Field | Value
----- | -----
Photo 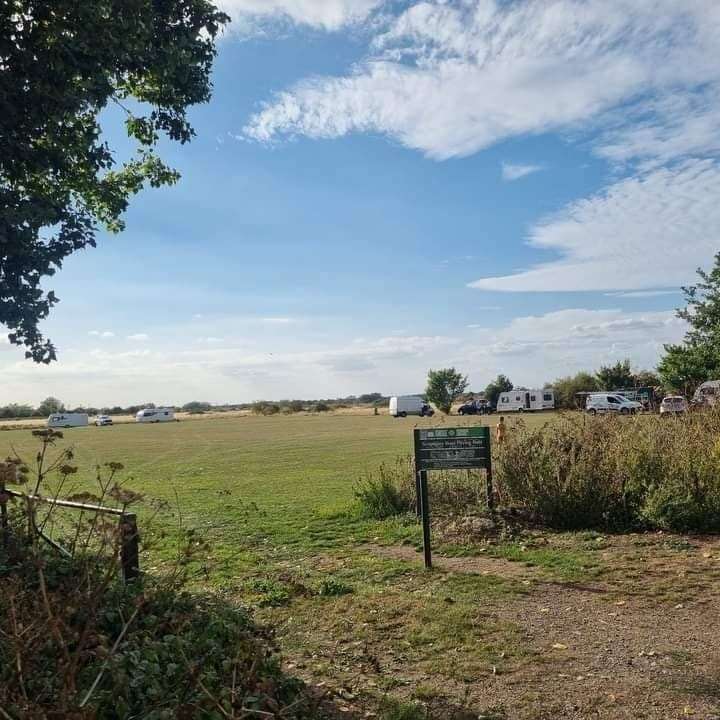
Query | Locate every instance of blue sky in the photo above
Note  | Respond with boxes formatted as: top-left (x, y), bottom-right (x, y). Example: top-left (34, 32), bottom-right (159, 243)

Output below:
top-left (4, 0), bottom-right (720, 406)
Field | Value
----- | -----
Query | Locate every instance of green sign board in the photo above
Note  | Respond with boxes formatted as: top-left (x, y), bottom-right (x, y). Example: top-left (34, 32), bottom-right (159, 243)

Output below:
top-left (413, 426), bottom-right (491, 471)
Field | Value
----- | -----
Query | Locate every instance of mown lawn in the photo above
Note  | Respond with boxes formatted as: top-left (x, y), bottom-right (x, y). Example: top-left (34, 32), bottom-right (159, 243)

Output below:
top-left (4, 411), bottom-right (720, 720)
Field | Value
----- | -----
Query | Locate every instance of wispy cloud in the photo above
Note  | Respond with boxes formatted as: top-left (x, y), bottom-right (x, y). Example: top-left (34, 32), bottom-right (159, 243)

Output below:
top-left (126, 333), bottom-right (149, 341)
top-left (88, 330), bottom-right (115, 338)
top-left (605, 290), bottom-right (681, 299)
top-left (469, 160), bottom-right (720, 292)
top-left (501, 163), bottom-right (542, 182)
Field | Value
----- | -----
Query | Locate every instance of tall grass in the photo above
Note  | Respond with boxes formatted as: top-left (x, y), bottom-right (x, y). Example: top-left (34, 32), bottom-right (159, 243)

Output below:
top-left (356, 410), bottom-right (720, 533)
top-left (496, 410), bottom-right (720, 532)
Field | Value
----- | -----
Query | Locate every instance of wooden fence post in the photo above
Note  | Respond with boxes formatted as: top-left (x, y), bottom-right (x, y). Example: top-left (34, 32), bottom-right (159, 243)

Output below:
top-left (119, 513), bottom-right (140, 583)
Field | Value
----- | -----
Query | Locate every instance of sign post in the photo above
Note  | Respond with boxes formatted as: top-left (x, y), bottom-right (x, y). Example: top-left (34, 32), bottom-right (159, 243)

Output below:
top-left (413, 426), bottom-right (493, 569)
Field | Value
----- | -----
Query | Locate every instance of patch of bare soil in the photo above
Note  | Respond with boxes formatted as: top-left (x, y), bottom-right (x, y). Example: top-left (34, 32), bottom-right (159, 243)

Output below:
top-left (365, 538), bottom-right (720, 719)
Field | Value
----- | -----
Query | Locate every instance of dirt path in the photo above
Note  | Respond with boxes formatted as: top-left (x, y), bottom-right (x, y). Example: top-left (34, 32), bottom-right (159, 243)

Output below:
top-left (359, 543), bottom-right (720, 719)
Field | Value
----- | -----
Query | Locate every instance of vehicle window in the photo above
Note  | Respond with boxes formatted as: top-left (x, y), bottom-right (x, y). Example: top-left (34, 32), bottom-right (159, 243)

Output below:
top-left (163, 411), bottom-right (169, 416)
top-left (501, 397), bottom-right (508, 403)
top-left (515, 396), bottom-right (521, 401)
top-left (530, 395), bottom-right (536, 402)
top-left (608, 396), bottom-right (619, 404)
top-left (543, 393), bottom-right (552, 401)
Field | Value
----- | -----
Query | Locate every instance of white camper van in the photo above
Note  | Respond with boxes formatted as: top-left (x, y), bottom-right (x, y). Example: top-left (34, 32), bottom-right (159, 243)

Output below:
top-left (389, 396), bottom-right (434, 418)
top-left (692, 380), bottom-right (720, 408)
top-left (135, 407), bottom-right (175, 423)
top-left (497, 389), bottom-right (555, 412)
top-left (47, 413), bottom-right (88, 429)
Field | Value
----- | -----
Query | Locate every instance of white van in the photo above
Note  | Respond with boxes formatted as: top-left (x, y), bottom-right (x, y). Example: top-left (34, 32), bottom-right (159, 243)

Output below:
top-left (586, 393), bottom-right (643, 415)
top-left (497, 389), bottom-right (555, 412)
top-left (47, 413), bottom-right (88, 428)
top-left (389, 396), bottom-right (434, 418)
top-left (135, 407), bottom-right (175, 423)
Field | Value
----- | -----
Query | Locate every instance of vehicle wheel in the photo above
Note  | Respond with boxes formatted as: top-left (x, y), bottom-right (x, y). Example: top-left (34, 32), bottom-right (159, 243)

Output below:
top-left (588, 408), bottom-right (597, 416)
top-left (518, 408), bottom-right (524, 413)
top-left (621, 407), bottom-right (630, 415)
top-left (458, 409), bottom-right (465, 416)
top-left (400, 411), bottom-right (407, 418)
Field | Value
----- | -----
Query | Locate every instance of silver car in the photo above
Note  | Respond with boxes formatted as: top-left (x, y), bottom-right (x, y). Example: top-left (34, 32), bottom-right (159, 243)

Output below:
top-left (660, 396), bottom-right (688, 416)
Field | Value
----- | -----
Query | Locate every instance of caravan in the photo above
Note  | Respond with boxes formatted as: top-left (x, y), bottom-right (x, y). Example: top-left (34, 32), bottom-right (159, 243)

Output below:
top-left (136, 407), bottom-right (176, 423)
top-left (692, 380), bottom-right (720, 408)
top-left (497, 389), bottom-right (555, 412)
top-left (47, 413), bottom-right (88, 429)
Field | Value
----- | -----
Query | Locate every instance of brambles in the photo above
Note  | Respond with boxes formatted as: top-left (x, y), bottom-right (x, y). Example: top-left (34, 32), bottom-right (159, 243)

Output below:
top-left (495, 410), bottom-right (720, 531)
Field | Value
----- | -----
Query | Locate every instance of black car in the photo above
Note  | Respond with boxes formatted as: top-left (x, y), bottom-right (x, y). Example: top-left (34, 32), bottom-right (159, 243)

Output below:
top-left (457, 400), bottom-right (492, 416)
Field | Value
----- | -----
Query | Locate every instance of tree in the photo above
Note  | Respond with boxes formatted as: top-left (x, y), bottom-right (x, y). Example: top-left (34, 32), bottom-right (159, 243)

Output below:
top-left (37, 397), bottom-right (64, 416)
top-left (484, 374), bottom-right (513, 408)
top-left (1, 1), bottom-right (229, 362)
top-left (426, 368), bottom-right (468, 414)
top-left (659, 253), bottom-right (720, 393)
top-left (596, 359), bottom-right (634, 390)
top-left (633, 370), bottom-right (661, 388)
top-left (550, 371), bottom-right (598, 409)
top-left (182, 401), bottom-right (213, 414)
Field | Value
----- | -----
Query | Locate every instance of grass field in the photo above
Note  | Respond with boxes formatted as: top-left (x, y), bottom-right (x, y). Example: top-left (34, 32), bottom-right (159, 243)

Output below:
top-left (3, 412), bottom-right (720, 719)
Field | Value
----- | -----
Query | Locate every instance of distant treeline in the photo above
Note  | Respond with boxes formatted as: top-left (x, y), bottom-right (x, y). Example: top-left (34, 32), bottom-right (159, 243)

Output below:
top-left (0, 394), bottom-right (391, 420)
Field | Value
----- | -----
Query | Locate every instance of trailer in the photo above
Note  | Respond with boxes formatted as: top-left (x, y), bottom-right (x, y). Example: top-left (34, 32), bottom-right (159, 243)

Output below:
top-left (497, 389), bottom-right (555, 412)
top-left (135, 407), bottom-right (176, 423)
top-left (47, 413), bottom-right (88, 428)
top-left (692, 380), bottom-right (720, 408)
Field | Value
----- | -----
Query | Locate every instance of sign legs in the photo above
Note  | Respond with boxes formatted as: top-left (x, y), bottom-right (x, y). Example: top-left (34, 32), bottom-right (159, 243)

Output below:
top-left (418, 470), bottom-right (432, 569)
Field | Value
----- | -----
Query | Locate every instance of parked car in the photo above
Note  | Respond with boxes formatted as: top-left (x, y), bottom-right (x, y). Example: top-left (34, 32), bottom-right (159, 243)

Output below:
top-left (95, 414), bottom-right (113, 426)
top-left (457, 399), bottom-right (492, 415)
top-left (586, 393), bottom-right (643, 415)
top-left (47, 413), bottom-right (88, 429)
top-left (660, 396), bottom-right (688, 416)
top-left (389, 396), bottom-right (434, 418)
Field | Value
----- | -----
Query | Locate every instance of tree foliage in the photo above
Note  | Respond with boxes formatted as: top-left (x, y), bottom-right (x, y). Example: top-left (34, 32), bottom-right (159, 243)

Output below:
top-left (659, 253), bottom-right (720, 393)
top-left (36, 396), bottom-right (64, 416)
top-left (550, 372), bottom-right (599, 409)
top-left (596, 359), bottom-right (635, 390)
top-left (425, 367), bottom-right (468, 414)
top-left (1, 0), bottom-right (229, 362)
top-left (484, 374), bottom-right (513, 408)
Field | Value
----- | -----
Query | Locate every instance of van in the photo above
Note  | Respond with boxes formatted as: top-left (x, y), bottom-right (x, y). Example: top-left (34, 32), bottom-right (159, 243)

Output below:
top-left (586, 393), bottom-right (643, 415)
top-left (135, 407), bottom-right (176, 423)
top-left (47, 413), bottom-right (89, 428)
top-left (497, 389), bottom-right (555, 412)
top-left (389, 396), bottom-right (434, 418)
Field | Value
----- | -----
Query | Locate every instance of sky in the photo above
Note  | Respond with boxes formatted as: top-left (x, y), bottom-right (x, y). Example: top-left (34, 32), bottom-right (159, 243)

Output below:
top-left (3, 0), bottom-right (720, 407)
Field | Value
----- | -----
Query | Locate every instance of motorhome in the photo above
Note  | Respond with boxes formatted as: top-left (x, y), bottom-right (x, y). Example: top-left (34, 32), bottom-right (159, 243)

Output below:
top-left (692, 380), bottom-right (720, 408)
top-left (135, 407), bottom-right (176, 423)
top-left (497, 389), bottom-right (555, 412)
top-left (47, 413), bottom-right (88, 428)
top-left (388, 396), bottom-right (434, 418)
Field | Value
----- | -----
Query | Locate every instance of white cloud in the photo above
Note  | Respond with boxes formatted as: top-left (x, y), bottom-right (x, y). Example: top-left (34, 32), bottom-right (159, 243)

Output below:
top-left (88, 330), bottom-right (115, 338)
top-left (245, 1), bottom-right (720, 161)
top-left (126, 333), bottom-right (149, 341)
top-left (605, 290), bottom-right (681, 299)
top-left (218, 0), bottom-right (382, 31)
top-left (469, 160), bottom-right (720, 292)
top-left (501, 163), bottom-right (542, 182)
top-left (260, 317), bottom-right (295, 324)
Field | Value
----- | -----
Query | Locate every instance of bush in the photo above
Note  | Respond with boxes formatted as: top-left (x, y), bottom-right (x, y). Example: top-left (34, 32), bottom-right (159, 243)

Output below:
top-left (354, 456), bottom-right (489, 520)
top-left (251, 401), bottom-right (280, 416)
top-left (495, 410), bottom-right (720, 532)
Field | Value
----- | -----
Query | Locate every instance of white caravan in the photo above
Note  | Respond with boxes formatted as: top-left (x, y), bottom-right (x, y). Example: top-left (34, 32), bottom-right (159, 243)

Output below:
top-left (389, 396), bottom-right (434, 418)
top-left (135, 407), bottom-right (175, 423)
top-left (497, 389), bottom-right (555, 412)
top-left (47, 413), bottom-right (88, 429)
top-left (692, 380), bottom-right (720, 408)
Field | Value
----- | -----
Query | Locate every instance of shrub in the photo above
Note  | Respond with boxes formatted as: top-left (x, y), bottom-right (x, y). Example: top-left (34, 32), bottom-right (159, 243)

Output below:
top-left (495, 410), bottom-right (720, 532)
top-left (313, 402), bottom-right (330, 412)
top-left (251, 401), bottom-right (280, 416)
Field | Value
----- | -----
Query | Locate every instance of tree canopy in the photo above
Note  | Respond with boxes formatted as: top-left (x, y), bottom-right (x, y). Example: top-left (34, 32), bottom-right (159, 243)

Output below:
top-left (484, 374), bottom-right (513, 408)
top-left (1, 0), bottom-right (228, 362)
top-left (425, 367), bottom-right (468, 414)
top-left (596, 359), bottom-right (635, 390)
top-left (659, 253), bottom-right (720, 392)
